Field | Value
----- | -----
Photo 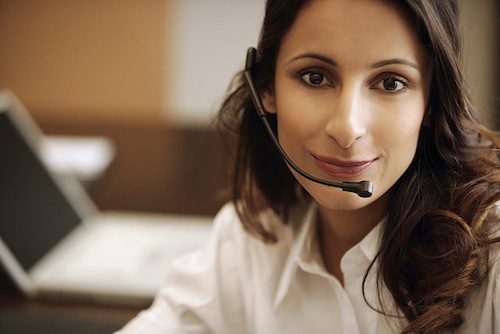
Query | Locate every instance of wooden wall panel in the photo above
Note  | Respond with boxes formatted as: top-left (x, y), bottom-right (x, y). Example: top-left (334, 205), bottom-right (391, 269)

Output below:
top-left (0, 0), bottom-right (168, 125)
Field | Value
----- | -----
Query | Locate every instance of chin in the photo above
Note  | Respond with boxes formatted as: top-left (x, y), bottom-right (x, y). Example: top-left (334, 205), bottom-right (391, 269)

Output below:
top-left (321, 194), bottom-right (377, 211)
top-left (301, 180), bottom-right (379, 211)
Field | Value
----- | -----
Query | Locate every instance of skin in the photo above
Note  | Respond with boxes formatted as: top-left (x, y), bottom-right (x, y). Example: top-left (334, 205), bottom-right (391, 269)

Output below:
top-left (261, 0), bottom-right (432, 284)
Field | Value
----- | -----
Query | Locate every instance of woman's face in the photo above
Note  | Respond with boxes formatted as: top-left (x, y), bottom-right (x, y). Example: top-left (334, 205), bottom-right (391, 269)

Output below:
top-left (262, 0), bottom-right (432, 213)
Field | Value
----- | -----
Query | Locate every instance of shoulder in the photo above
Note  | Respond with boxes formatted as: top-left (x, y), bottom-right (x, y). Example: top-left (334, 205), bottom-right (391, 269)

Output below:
top-left (462, 240), bottom-right (500, 333)
top-left (482, 202), bottom-right (500, 298)
top-left (116, 202), bottom-right (313, 333)
top-left (210, 202), bottom-right (293, 246)
top-left (206, 202), bottom-right (299, 274)
top-left (165, 201), bottom-right (300, 291)
top-left (482, 242), bottom-right (500, 329)
top-left (488, 240), bottom-right (500, 286)
top-left (487, 208), bottom-right (500, 281)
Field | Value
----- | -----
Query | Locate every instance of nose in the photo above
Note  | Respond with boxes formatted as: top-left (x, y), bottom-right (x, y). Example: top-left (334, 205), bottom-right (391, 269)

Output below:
top-left (324, 86), bottom-right (367, 148)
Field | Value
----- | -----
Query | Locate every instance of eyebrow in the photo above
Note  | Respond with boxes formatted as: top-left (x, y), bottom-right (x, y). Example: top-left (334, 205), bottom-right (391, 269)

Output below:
top-left (288, 53), bottom-right (337, 66)
top-left (288, 53), bottom-right (421, 71)
top-left (371, 58), bottom-right (421, 71)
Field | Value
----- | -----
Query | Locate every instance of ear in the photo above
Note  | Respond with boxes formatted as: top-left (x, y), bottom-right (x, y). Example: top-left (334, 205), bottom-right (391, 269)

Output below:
top-left (261, 87), bottom-right (277, 114)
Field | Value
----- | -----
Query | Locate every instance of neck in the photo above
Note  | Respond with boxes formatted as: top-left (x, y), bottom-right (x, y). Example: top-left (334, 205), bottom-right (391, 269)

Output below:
top-left (316, 193), bottom-right (389, 283)
top-left (318, 204), bottom-right (384, 249)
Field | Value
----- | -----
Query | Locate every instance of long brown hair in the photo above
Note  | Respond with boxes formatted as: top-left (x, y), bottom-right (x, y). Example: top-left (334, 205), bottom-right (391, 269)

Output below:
top-left (217, 0), bottom-right (500, 332)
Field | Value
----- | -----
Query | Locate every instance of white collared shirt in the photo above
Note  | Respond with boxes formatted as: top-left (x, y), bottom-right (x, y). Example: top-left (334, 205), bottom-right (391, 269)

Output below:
top-left (117, 202), bottom-right (500, 334)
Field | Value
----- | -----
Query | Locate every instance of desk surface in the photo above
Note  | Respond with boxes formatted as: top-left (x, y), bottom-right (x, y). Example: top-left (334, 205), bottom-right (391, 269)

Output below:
top-left (0, 293), bottom-right (141, 334)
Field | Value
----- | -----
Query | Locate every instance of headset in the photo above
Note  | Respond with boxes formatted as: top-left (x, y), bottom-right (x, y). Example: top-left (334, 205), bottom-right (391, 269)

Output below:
top-left (243, 47), bottom-right (373, 198)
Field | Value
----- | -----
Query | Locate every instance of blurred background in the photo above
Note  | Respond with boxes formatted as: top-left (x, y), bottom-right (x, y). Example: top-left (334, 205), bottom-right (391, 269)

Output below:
top-left (0, 0), bottom-right (498, 217)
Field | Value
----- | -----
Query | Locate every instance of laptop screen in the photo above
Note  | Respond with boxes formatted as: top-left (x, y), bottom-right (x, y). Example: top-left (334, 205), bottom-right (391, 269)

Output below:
top-left (0, 111), bottom-right (81, 271)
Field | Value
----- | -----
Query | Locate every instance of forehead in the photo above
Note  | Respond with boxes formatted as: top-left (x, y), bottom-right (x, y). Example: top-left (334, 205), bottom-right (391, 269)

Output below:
top-left (278, 0), bottom-right (427, 68)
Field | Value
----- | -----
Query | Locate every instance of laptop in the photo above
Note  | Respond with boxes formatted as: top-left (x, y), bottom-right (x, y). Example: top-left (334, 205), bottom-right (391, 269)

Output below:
top-left (0, 90), bottom-right (213, 307)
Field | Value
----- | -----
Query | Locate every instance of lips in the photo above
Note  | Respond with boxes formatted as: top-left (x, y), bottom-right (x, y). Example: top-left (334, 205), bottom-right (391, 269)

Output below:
top-left (312, 154), bottom-right (377, 179)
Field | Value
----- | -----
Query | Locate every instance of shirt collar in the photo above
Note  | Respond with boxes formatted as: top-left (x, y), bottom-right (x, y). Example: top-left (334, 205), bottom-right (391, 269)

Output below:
top-left (273, 202), bottom-right (317, 308)
top-left (273, 202), bottom-right (384, 308)
top-left (359, 221), bottom-right (382, 262)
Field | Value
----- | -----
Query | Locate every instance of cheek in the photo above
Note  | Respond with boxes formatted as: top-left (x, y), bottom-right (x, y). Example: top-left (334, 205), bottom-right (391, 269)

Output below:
top-left (373, 98), bottom-right (425, 144)
top-left (370, 110), bottom-right (424, 198)
top-left (275, 91), bottom-right (321, 142)
top-left (377, 109), bottom-right (424, 177)
top-left (379, 115), bottom-right (422, 144)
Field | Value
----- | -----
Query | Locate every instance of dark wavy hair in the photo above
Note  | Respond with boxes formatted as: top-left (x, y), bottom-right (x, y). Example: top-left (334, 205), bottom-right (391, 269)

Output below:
top-left (217, 0), bottom-right (500, 332)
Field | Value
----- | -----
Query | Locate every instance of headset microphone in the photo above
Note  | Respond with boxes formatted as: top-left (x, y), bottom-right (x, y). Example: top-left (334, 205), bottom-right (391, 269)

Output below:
top-left (243, 47), bottom-right (373, 198)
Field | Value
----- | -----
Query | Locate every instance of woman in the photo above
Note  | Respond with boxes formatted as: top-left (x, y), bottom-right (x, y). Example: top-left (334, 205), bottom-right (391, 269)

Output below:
top-left (118, 0), bottom-right (499, 333)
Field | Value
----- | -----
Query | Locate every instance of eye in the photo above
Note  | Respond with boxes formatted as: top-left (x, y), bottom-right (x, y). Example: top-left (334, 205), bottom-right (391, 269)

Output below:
top-left (297, 69), bottom-right (333, 87)
top-left (372, 75), bottom-right (408, 92)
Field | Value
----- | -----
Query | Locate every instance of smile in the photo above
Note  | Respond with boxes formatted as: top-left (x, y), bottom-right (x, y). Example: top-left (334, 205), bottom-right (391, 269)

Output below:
top-left (312, 154), bottom-right (378, 179)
